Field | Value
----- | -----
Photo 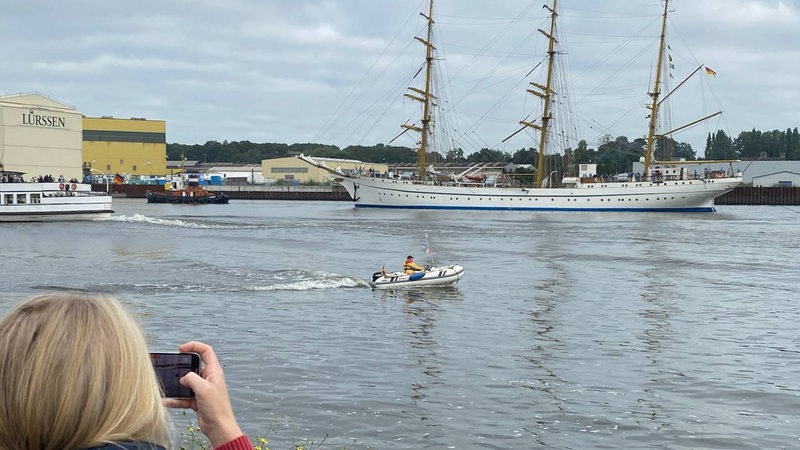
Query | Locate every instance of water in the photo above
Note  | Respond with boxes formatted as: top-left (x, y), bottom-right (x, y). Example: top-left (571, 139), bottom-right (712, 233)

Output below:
top-left (2, 199), bottom-right (799, 449)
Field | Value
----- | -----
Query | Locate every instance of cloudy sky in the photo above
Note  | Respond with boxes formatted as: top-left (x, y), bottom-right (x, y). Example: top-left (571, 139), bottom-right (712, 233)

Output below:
top-left (2, 0), bottom-right (798, 157)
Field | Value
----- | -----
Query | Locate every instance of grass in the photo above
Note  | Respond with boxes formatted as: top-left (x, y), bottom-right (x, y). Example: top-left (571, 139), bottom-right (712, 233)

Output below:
top-left (176, 412), bottom-right (362, 450)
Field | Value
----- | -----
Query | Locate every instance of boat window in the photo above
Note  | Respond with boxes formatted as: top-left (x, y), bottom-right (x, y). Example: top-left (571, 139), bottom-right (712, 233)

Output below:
top-left (31, 193), bottom-right (41, 204)
top-left (3, 194), bottom-right (12, 205)
top-left (16, 194), bottom-right (27, 204)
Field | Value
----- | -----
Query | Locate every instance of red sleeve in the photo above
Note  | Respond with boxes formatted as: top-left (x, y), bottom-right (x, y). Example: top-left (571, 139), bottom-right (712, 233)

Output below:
top-left (213, 434), bottom-right (253, 450)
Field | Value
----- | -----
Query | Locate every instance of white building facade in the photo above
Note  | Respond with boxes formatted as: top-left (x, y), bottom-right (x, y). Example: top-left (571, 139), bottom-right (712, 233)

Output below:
top-left (0, 93), bottom-right (84, 181)
top-left (751, 171), bottom-right (800, 187)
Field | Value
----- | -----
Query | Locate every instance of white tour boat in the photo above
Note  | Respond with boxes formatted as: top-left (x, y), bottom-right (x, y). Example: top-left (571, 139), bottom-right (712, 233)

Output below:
top-left (301, 0), bottom-right (742, 212)
top-left (0, 172), bottom-right (113, 222)
top-left (370, 264), bottom-right (465, 289)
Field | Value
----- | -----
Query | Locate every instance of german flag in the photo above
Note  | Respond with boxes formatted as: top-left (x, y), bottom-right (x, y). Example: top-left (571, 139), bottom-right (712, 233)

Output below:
top-left (114, 173), bottom-right (124, 184)
top-left (705, 66), bottom-right (718, 76)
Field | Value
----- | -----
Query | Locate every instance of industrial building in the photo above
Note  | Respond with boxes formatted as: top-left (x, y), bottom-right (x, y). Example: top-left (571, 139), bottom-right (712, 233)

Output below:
top-left (263, 156), bottom-right (388, 184)
top-left (82, 116), bottom-right (166, 179)
top-left (752, 171), bottom-right (800, 187)
top-left (1, 92), bottom-right (167, 182)
top-left (630, 159), bottom-right (800, 186)
top-left (0, 93), bottom-right (84, 181)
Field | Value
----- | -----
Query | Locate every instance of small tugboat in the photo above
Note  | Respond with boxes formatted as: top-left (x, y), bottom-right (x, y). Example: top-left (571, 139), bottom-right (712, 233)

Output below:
top-left (370, 263), bottom-right (464, 289)
top-left (146, 174), bottom-right (229, 204)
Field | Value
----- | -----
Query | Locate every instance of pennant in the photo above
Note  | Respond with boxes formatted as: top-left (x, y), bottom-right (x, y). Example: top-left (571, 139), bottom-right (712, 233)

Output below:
top-left (705, 66), bottom-right (717, 76)
top-left (423, 233), bottom-right (435, 264)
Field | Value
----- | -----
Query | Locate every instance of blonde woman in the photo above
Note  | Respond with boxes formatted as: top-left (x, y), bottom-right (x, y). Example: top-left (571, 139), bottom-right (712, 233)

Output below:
top-left (0, 294), bottom-right (253, 450)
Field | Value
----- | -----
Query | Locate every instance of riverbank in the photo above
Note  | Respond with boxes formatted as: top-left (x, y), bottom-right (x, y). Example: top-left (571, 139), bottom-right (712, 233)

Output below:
top-left (93, 184), bottom-right (800, 205)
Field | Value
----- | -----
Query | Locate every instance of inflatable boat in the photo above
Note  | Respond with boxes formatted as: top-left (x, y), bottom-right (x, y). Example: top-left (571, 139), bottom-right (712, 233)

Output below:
top-left (370, 264), bottom-right (464, 289)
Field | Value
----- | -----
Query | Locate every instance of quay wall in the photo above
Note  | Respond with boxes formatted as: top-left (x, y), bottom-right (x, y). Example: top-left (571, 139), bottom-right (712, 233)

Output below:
top-left (716, 186), bottom-right (800, 205)
top-left (95, 184), bottom-right (352, 201)
top-left (94, 184), bottom-right (800, 205)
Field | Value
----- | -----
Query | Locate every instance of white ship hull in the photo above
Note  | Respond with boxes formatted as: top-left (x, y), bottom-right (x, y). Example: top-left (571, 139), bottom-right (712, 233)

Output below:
top-left (0, 182), bottom-right (113, 222)
top-left (371, 264), bottom-right (465, 289)
top-left (335, 174), bottom-right (742, 212)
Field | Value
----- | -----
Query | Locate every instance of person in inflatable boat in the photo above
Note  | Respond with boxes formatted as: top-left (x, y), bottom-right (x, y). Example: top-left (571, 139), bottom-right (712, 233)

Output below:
top-left (404, 255), bottom-right (425, 274)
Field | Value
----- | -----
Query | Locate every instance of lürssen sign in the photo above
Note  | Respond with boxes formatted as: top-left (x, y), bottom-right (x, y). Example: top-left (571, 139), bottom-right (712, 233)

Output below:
top-left (21, 112), bottom-right (67, 128)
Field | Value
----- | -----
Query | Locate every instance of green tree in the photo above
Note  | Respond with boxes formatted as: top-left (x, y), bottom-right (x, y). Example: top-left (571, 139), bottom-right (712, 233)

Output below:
top-left (466, 148), bottom-right (511, 163)
top-left (445, 148), bottom-right (466, 162)
top-left (572, 140), bottom-right (594, 164)
top-left (597, 136), bottom-right (642, 174)
top-left (705, 130), bottom-right (736, 159)
top-left (734, 129), bottom-right (763, 159)
top-left (787, 128), bottom-right (800, 160)
top-left (511, 147), bottom-right (536, 164)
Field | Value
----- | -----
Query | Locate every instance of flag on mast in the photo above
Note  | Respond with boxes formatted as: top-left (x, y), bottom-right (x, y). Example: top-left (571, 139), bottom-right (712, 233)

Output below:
top-left (423, 233), bottom-right (435, 265)
top-left (705, 66), bottom-right (718, 76)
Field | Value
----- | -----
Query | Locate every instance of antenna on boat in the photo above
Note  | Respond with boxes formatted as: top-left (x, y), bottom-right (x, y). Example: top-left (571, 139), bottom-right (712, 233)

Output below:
top-left (401, 0), bottom-right (435, 179)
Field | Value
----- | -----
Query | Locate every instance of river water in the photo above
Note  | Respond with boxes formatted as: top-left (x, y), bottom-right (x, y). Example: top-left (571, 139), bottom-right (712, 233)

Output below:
top-left (2, 199), bottom-right (799, 449)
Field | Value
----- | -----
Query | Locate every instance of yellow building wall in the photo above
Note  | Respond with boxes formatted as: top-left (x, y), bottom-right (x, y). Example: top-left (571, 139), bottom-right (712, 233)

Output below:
top-left (262, 156), bottom-right (388, 183)
top-left (83, 141), bottom-right (165, 176)
top-left (82, 117), bottom-right (167, 177)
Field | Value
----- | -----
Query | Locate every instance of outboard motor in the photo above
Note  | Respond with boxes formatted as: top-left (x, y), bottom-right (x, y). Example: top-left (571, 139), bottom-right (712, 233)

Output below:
top-left (372, 272), bottom-right (383, 282)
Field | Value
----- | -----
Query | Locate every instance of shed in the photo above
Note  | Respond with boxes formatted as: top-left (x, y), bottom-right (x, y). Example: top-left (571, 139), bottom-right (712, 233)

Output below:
top-left (751, 171), bottom-right (800, 187)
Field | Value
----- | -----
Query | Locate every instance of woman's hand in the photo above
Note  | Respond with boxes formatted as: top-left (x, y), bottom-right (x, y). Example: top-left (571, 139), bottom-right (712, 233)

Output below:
top-left (164, 341), bottom-right (243, 448)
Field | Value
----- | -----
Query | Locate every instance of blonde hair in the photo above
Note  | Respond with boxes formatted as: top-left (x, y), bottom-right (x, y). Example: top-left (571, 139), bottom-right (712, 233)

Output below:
top-left (0, 294), bottom-right (170, 450)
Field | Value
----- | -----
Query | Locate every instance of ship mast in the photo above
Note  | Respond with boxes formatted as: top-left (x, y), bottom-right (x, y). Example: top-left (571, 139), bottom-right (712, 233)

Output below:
top-left (520, 0), bottom-right (558, 187)
top-left (402, 0), bottom-right (436, 179)
top-left (643, 0), bottom-right (670, 178)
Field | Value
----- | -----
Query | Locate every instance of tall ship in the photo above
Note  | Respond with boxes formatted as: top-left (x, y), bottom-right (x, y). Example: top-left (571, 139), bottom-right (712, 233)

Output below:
top-left (301, 0), bottom-right (742, 212)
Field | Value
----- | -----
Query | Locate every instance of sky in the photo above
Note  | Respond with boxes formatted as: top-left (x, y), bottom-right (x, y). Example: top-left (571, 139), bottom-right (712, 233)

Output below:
top-left (2, 0), bottom-right (798, 157)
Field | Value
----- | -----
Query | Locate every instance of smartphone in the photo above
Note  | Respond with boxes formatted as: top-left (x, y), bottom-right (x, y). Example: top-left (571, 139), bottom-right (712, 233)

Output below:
top-left (149, 352), bottom-right (201, 398)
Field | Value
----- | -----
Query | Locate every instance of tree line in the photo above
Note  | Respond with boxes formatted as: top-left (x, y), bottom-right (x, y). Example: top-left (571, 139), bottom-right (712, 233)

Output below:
top-left (167, 127), bottom-right (800, 175)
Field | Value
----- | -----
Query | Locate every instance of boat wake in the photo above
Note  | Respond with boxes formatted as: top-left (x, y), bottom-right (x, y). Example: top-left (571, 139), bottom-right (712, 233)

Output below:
top-left (29, 285), bottom-right (92, 293)
top-left (39, 269), bottom-right (373, 295)
top-left (247, 269), bottom-right (372, 291)
top-left (112, 214), bottom-right (257, 229)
